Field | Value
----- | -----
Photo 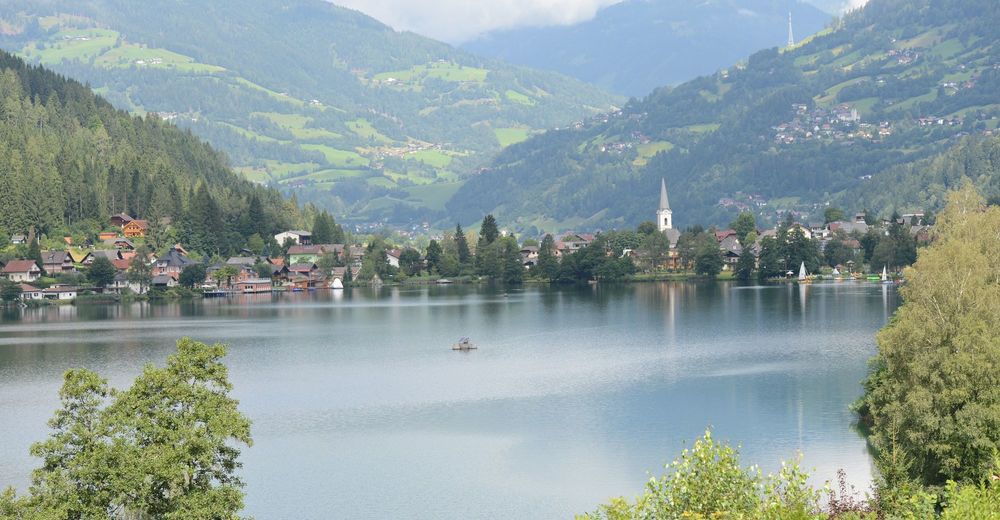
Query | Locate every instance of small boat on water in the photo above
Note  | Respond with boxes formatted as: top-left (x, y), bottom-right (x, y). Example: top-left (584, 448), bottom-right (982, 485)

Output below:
top-left (832, 268), bottom-right (843, 281)
top-left (452, 337), bottom-right (477, 351)
top-left (798, 262), bottom-right (811, 284)
top-left (880, 265), bottom-right (893, 285)
top-left (332, 278), bottom-right (344, 290)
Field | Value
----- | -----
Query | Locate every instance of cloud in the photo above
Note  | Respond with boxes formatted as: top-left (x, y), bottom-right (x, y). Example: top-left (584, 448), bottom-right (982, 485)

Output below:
top-left (331, 0), bottom-right (622, 43)
top-left (845, 0), bottom-right (869, 11)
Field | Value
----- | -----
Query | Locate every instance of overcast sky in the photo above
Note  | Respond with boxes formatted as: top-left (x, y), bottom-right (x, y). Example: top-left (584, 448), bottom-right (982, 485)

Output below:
top-left (333, 0), bottom-right (623, 43)
top-left (332, 0), bottom-right (869, 44)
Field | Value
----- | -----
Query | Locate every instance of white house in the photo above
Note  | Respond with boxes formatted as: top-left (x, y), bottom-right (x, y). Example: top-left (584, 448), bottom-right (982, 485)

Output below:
top-left (274, 230), bottom-right (312, 246)
top-left (18, 284), bottom-right (43, 300)
top-left (2, 260), bottom-right (42, 283)
top-left (42, 286), bottom-right (77, 300)
top-left (386, 249), bottom-right (402, 268)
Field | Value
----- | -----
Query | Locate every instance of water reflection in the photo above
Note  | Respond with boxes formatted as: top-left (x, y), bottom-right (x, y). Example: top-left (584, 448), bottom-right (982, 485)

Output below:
top-left (0, 282), bottom-right (900, 519)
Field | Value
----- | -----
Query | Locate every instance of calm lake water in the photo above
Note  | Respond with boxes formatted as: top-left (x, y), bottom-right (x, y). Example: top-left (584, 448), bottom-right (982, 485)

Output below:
top-left (0, 282), bottom-right (899, 519)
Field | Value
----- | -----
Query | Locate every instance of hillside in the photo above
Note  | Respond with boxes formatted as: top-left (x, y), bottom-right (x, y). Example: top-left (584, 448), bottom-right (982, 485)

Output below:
top-left (463, 0), bottom-right (832, 97)
top-left (0, 0), bottom-right (619, 226)
top-left (447, 0), bottom-right (1000, 234)
top-left (0, 49), bottom-right (302, 256)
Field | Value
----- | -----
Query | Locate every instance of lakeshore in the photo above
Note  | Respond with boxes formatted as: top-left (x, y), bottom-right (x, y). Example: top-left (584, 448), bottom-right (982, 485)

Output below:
top-left (0, 282), bottom-right (899, 519)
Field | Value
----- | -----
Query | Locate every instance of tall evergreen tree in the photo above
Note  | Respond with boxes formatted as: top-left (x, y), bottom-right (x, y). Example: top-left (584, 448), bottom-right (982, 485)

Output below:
top-left (454, 224), bottom-right (471, 266)
top-left (537, 234), bottom-right (559, 280)
top-left (479, 214), bottom-right (500, 245)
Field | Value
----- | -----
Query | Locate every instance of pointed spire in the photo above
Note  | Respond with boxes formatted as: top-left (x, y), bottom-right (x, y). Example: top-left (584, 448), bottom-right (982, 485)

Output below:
top-left (659, 178), bottom-right (671, 211)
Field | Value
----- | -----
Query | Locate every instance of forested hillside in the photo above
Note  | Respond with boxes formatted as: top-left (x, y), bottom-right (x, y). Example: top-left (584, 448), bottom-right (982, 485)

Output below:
top-left (0, 50), bottom-right (303, 256)
top-left (0, 0), bottom-right (619, 225)
top-left (463, 0), bottom-right (832, 97)
top-left (448, 0), bottom-right (1000, 233)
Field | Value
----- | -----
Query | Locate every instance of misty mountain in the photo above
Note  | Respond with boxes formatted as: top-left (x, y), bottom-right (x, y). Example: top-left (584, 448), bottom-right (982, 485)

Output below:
top-left (463, 0), bottom-right (833, 97)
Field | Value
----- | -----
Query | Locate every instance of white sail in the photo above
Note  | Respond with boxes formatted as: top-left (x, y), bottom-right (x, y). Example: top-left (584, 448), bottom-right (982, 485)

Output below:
top-left (798, 262), bottom-right (807, 281)
top-left (832, 268), bottom-right (840, 276)
top-left (881, 266), bottom-right (888, 282)
top-left (332, 278), bottom-right (344, 290)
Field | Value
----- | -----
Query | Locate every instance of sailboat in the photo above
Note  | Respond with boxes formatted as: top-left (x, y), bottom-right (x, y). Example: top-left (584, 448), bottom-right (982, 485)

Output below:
top-left (798, 262), bottom-right (811, 284)
top-left (332, 277), bottom-right (344, 290)
top-left (880, 265), bottom-right (893, 285)
top-left (832, 267), bottom-right (842, 281)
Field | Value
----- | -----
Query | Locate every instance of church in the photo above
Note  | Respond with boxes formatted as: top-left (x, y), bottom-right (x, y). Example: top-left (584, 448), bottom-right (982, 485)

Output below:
top-left (657, 178), bottom-right (681, 248)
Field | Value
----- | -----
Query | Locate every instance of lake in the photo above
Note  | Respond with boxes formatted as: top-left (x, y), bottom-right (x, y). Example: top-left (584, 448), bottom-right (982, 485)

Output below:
top-left (0, 282), bottom-right (899, 518)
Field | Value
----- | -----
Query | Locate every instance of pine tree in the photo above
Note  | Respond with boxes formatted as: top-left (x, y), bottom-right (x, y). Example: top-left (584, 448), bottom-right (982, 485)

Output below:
top-left (479, 214), bottom-right (500, 245)
top-left (537, 234), bottom-right (559, 280)
top-left (455, 224), bottom-right (471, 266)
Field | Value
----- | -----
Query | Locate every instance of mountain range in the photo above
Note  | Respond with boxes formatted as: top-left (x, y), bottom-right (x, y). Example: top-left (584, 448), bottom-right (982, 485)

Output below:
top-left (463, 0), bottom-right (833, 97)
top-left (0, 0), bottom-right (618, 225)
top-left (446, 0), bottom-right (1000, 234)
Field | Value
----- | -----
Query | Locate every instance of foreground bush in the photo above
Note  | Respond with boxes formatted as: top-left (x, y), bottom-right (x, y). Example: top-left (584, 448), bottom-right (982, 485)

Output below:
top-left (1, 338), bottom-right (252, 520)
top-left (579, 429), bottom-right (1000, 519)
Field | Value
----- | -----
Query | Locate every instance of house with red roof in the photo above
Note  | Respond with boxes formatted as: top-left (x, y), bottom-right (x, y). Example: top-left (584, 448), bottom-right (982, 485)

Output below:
top-left (3, 260), bottom-right (42, 283)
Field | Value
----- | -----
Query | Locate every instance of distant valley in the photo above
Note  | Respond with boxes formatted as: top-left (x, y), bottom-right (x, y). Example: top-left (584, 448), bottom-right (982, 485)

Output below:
top-left (464, 0), bottom-right (833, 97)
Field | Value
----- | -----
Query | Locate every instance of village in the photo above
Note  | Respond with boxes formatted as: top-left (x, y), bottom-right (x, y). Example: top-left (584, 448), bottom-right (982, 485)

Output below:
top-left (0, 178), bottom-right (933, 305)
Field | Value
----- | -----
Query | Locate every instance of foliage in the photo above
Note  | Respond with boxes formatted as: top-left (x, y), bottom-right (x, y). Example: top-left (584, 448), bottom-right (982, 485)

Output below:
top-left (126, 253), bottom-right (153, 294)
top-left (85, 256), bottom-right (116, 288)
top-left (735, 249), bottom-right (756, 282)
top-left (5, 338), bottom-right (251, 519)
top-left (859, 183), bottom-right (1000, 486)
top-left (536, 234), bottom-right (559, 280)
top-left (178, 264), bottom-right (207, 289)
top-left (0, 280), bottom-right (23, 303)
top-left (731, 212), bottom-right (757, 246)
top-left (449, 0), bottom-right (1000, 232)
top-left (0, 0), bottom-right (617, 224)
top-left (579, 429), bottom-right (826, 519)
top-left (0, 50), bottom-right (299, 256)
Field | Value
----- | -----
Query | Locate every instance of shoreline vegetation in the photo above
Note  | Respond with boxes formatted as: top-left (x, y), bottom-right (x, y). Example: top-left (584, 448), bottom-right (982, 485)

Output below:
top-left (580, 183), bottom-right (1000, 519)
top-left (1, 185), bottom-right (996, 518)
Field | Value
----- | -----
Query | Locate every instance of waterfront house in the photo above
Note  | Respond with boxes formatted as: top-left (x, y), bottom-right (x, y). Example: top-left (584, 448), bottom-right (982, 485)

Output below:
top-left (18, 283), bottom-right (43, 300)
top-left (386, 249), bottom-right (402, 268)
top-left (122, 220), bottom-right (149, 238)
top-left (42, 286), bottom-right (77, 300)
top-left (41, 251), bottom-right (75, 274)
top-left (236, 278), bottom-right (272, 294)
top-left (274, 230), bottom-right (312, 246)
top-left (3, 260), bottom-right (42, 282)
top-left (520, 246), bottom-right (539, 268)
top-left (109, 273), bottom-right (145, 295)
top-left (287, 245), bottom-right (326, 264)
top-left (288, 262), bottom-right (319, 278)
top-left (151, 274), bottom-right (177, 289)
top-left (153, 247), bottom-right (195, 278)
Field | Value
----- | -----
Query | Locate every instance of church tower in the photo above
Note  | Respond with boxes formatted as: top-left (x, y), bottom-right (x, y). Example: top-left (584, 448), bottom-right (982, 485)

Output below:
top-left (657, 178), bottom-right (673, 232)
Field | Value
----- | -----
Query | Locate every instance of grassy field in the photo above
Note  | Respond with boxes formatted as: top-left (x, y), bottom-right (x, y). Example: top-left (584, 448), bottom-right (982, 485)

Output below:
top-left (504, 89), bottom-right (535, 106)
top-left (494, 127), bottom-right (531, 147)
top-left (254, 112), bottom-right (343, 141)
top-left (633, 141), bottom-right (674, 166)
top-left (404, 149), bottom-right (452, 169)
top-left (347, 118), bottom-right (393, 143)
top-left (25, 28), bottom-right (118, 65)
top-left (374, 62), bottom-right (489, 84)
top-left (404, 182), bottom-right (464, 210)
top-left (95, 44), bottom-right (224, 72)
top-left (300, 144), bottom-right (370, 167)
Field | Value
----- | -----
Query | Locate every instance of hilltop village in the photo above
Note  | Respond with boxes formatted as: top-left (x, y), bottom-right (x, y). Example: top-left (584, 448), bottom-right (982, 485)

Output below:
top-left (0, 179), bottom-right (928, 304)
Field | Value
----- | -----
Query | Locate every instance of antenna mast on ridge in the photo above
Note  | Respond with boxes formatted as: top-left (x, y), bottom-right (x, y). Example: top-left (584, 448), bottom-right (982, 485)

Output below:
top-left (787, 12), bottom-right (795, 47)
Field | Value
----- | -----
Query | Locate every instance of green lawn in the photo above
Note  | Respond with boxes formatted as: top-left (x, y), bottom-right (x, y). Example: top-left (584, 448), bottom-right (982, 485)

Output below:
top-left (26, 28), bottom-right (118, 65)
top-left (494, 127), bottom-right (531, 147)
